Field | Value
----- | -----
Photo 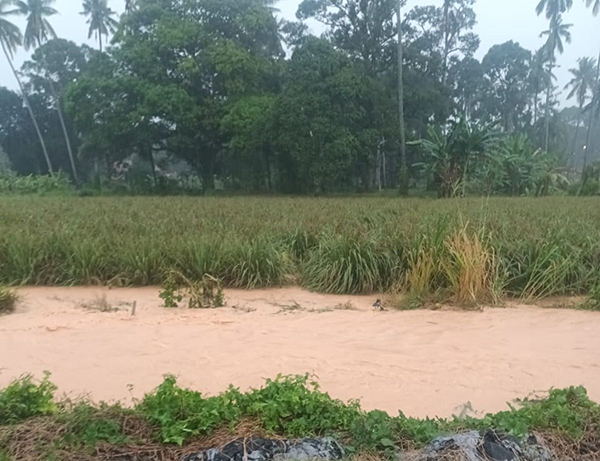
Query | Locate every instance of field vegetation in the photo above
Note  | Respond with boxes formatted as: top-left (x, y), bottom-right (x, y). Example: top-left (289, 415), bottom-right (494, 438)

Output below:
top-left (0, 196), bottom-right (599, 305)
top-left (0, 374), bottom-right (598, 460)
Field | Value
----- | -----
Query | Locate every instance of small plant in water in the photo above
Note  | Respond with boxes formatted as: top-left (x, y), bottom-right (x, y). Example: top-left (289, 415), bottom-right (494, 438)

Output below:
top-left (0, 286), bottom-right (17, 314)
top-left (160, 271), bottom-right (225, 309)
top-left (188, 275), bottom-right (225, 309)
top-left (159, 273), bottom-right (183, 308)
top-left (78, 294), bottom-right (120, 313)
top-left (579, 284), bottom-right (600, 311)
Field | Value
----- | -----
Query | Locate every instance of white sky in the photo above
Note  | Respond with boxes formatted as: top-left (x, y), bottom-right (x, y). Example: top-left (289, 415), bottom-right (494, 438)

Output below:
top-left (1, 0), bottom-right (599, 106)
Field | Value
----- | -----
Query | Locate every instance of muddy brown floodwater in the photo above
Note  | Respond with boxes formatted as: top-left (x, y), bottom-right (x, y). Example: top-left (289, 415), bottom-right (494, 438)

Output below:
top-left (1, 286), bottom-right (600, 418)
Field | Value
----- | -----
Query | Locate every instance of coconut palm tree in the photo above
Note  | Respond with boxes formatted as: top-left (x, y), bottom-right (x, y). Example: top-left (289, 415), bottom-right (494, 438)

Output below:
top-left (15, 0), bottom-right (79, 183)
top-left (539, 14), bottom-right (572, 152)
top-left (583, 0), bottom-right (600, 174)
top-left (536, 0), bottom-right (573, 18)
top-left (530, 48), bottom-right (553, 125)
top-left (81, 0), bottom-right (118, 52)
top-left (586, 0), bottom-right (600, 16)
top-left (0, 0), bottom-right (53, 173)
top-left (565, 57), bottom-right (596, 159)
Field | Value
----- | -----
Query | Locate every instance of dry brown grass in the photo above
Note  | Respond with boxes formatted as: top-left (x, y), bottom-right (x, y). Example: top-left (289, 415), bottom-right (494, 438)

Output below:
top-left (442, 227), bottom-right (501, 308)
top-left (0, 416), bottom-right (270, 461)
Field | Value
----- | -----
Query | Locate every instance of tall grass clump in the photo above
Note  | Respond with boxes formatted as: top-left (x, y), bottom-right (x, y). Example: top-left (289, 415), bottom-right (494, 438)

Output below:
top-left (442, 226), bottom-right (503, 306)
top-left (302, 234), bottom-right (396, 294)
top-left (224, 238), bottom-right (295, 288)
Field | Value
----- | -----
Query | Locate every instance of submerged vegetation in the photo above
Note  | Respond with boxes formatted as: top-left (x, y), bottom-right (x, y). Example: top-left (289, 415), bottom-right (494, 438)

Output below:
top-left (0, 373), bottom-right (598, 460)
top-left (0, 286), bottom-right (17, 315)
top-left (0, 196), bottom-right (599, 305)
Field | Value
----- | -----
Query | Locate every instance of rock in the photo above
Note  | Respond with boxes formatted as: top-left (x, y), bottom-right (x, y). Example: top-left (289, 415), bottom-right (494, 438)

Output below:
top-left (423, 431), bottom-right (482, 461)
top-left (181, 437), bottom-right (344, 461)
top-left (420, 430), bottom-right (553, 461)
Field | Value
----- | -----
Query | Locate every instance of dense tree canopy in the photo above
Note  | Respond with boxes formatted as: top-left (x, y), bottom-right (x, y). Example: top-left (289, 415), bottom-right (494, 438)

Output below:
top-left (1, 0), bottom-right (599, 196)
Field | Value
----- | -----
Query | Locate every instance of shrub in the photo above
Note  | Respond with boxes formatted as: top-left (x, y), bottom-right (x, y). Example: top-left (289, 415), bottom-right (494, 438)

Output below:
top-left (0, 374), bottom-right (57, 424)
top-left (0, 174), bottom-right (73, 195)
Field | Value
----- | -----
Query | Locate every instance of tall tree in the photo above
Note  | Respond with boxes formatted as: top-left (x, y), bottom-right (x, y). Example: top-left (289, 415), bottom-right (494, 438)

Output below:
top-left (539, 13), bottom-right (572, 152)
top-left (481, 41), bottom-right (531, 131)
top-left (535, 0), bottom-right (573, 18)
top-left (587, 0), bottom-right (600, 15)
top-left (529, 48), bottom-right (552, 126)
top-left (564, 57), bottom-right (596, 162)
top-left (0, 0), bottom-right (53, 173)
top-left (440, 0), bottom-right (478, 87)
top-left (15, 0), bottom-right (79, 183)
top-left (297, 0), bottom-right (398, 75)
top-left (81, 0), bottom-right (118, 52)
top-left (584, 0), bottom-right (600, 174)
top-left (397, 0), bottom-right (408, 194)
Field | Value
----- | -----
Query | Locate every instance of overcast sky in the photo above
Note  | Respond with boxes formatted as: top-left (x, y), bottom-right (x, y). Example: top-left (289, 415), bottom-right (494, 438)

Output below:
top-left (1, 0), bottom-right (599, 106)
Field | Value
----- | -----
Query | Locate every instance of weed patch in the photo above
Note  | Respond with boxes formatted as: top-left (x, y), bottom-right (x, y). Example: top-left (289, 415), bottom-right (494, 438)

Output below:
top-left (0, 374), bottom-right (599, 460)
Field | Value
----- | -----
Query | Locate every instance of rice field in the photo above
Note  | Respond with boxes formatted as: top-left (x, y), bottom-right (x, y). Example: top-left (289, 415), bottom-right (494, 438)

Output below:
top-left (0, 196), bottom-right (599, 301)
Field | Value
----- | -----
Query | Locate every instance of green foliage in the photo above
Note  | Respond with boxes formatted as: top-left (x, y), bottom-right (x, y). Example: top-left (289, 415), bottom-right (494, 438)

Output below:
top-left (579, 283), bottom-right (600, 311)
top-left (136, 375), bottom-right (244, 445)
top-left (2, 374), bottom-right (598, 458)
top-left (0, 196), bottom-right (599, 302)
top-left (58, 403), bottom-right (129, 448)
top-left (302, 234), bottom-right (396, 294)
top-left (0, 374), bottom-right (57, 424)
top-left (415, 119), bottom-right (499, 198)
top-left (0, 174), bottom-right (73, 195)
top-left (464, 386), bottom-right (600, 439)
top-left (0, 286), bottom-right (17, 314)
top-left (159, 273), bottom-right (183, 308)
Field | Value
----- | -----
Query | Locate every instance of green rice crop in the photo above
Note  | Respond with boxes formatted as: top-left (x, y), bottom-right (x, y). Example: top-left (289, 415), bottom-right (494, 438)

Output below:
top-left (0, 196), bottom-right (599, 300)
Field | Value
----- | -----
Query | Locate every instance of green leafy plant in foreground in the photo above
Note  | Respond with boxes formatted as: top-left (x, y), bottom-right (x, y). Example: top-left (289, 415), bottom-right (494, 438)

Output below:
top-left (0, 374), bottom-right (599, 456)
top-left (0, 373), bottom-right (57, 424)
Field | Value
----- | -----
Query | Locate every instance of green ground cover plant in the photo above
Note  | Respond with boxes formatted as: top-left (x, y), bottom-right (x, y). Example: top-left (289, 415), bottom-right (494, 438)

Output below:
top-left (0, 374), bottom-right (598, 460)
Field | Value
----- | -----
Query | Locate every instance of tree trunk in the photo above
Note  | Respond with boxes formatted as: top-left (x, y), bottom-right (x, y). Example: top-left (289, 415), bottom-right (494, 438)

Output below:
top-left (571, 101), bottom-right (583, 169)
top-left (376, 139), bottom-right (382, 191)
top-left (99, 32), bottom-right (103, 53)
top-left (147, 146), bottom-right (158, 187)
top-left (37, 38), bottom-right (79, 184)
top-left (442, 0), bottom-right (451, 88)
top-left (533, 90), bottom-right (539, 126)
top-left (583, 47), bottom-right (600, 177)
top-left (544, 60), bottom-right (554, 153)
top-left (264, 146), bottom-right (272, 191)
top-left (397, 0), bottom-right (408, 195)
top-left (1, 40), bottom-right (54, 174)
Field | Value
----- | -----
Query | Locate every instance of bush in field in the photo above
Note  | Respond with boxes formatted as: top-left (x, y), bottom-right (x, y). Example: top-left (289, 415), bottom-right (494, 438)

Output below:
top-left (0, 174), bottom-right (73, 195)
